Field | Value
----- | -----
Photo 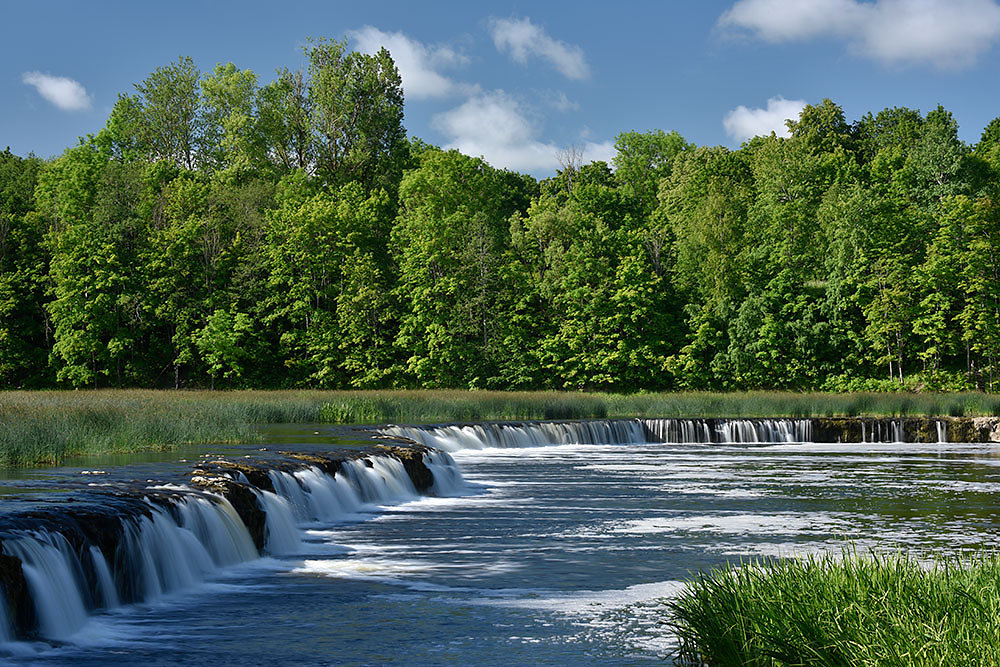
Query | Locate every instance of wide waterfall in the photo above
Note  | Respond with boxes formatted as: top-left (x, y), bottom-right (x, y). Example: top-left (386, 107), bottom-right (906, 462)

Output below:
top-left (0, 447), bottom-right (465, 645)
top-left (0, 415), bottom-right (965, 656)
top-left (381, 418), bottom-right (819, 451)
top-left (380, 420), bottom-right (647, 451)
top-left (382, 416), bottom-right (951, 451)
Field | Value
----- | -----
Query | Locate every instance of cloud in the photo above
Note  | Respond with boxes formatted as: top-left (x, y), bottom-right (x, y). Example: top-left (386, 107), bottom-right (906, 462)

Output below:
top-left (547, 91), bottom-right (579, 113)
top-left (718, 0), bottom-right (1000, 69)
top-left (723, 96), bottom-right (806, 142)
top-left (490, 17), bottom-right (590, 79)
top-left (21, 72), bottom-right (92, 111)
top-left (349, 26), bottom-right (476, 99)
top-left (432, 91), bottom-right (607, 172)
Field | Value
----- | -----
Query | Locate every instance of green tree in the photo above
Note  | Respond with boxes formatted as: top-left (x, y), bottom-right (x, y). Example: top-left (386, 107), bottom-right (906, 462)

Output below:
top-left (0, 149), bottom-right (48, 386)
top-left (612, 129), bottom-right (689, 217)
top-left (132, 56), bottom-right (203, 170)
top-left (392, 149), bottom-right (532, 388)
top-left (305, 37), bottom-right (407, 193)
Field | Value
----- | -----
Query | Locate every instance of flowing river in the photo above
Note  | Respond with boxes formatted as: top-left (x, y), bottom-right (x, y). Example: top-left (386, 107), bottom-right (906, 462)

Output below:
top-left (0, 419), bottom-right (998, 664)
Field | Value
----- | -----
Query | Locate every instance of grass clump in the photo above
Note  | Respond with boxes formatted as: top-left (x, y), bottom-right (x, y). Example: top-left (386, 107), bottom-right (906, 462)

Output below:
top-left (670, 551), bottom-right (1000, 666)
top-left (0, 389), bottom-right (998, 469)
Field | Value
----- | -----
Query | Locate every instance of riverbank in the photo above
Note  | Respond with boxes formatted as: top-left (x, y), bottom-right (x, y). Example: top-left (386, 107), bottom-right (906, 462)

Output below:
top-left (669, 552), bottom-right (1000, 666)
top-left (1, 390), bottom-right (999, 468)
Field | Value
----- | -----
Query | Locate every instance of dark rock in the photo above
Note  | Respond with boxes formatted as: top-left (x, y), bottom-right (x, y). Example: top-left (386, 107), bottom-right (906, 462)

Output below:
top-left (189, 477), bottom-right (266, 552)
top-left (374, 444), bottom-right (435, 493)
top-left (0, 547), bottom-right (36, 639)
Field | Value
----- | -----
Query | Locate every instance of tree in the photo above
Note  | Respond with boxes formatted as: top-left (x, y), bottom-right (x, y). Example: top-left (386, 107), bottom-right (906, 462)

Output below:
top-left (305, 37), bottom-right (407, 193)
top-left (264, 174), bottom-right (392, 387)
top-left (612, 130), bottom-right (689, 216)
top-left (392, 149), bottom-right (532, 388)
top-left (132, 56), bottom-right (203, 170)
top-left (0, 149), bottom-right (48, 386)
top-left (200, 63), bottom-right (260, 172)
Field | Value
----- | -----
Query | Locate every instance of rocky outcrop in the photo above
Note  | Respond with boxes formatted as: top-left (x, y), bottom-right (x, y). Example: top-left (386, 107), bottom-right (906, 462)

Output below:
top-left (812, 417), bottom-right (1000, 443)
top-left (189, 475), bottom-right (267, 552)
top-left (375, 444), bottom-right (435, 493)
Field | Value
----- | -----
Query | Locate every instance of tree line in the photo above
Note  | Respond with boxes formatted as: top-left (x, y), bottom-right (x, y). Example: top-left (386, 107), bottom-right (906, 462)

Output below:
top-left (2, 39), bottom-right (999, 391)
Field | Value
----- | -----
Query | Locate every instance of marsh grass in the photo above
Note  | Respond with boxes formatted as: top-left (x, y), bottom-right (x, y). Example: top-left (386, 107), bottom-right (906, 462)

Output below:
top-left (0, 389), bottom-right (997, 468)
top-left (669, 551), bottom-right (1000, 666)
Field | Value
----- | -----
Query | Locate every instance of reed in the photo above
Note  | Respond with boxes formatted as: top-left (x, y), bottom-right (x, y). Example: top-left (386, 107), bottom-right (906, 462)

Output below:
top-left (0, 390), bottom-right (997, 468)
top-left (669, 551), bottom-right (1000, 666)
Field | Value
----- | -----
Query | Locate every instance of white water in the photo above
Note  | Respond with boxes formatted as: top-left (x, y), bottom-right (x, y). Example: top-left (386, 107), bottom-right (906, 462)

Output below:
top-left (643, 418), bottom-right (812, 443)
top-left (0, 451), bottom-right (461, 644)
top-left (381, 420), bottom-right (646, 451)
top-left (384, 418), bottom-right (815, 449)
top-left (3, 533), bottom-right (90, 640)
top-left (87, 547), bottom-right (119, 609)
top-left (256, 490), bottom-right (302, 555)
top-left (384, 417), bottom-right (949, 450)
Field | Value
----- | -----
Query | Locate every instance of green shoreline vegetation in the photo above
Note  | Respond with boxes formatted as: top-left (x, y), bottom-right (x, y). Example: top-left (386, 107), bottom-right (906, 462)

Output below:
top-left (2, 40), bottom-right (1000, 396)
top-left (670, 551), bottom-right (1000, 666)
top-left (1, 389), bottom-right (999, 468)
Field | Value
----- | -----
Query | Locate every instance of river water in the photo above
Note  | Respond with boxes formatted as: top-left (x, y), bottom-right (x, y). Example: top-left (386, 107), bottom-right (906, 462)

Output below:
top-left (4, 423), bottom-right (1000, 665)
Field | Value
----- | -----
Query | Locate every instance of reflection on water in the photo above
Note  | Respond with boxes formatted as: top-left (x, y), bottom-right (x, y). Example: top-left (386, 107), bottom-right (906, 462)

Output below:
top-left (6, 426), bottom-right (1000, 665)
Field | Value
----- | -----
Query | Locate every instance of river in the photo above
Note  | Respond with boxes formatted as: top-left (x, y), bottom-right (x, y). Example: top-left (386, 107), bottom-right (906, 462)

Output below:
top-left (1, 420), bottom-right (999, 664)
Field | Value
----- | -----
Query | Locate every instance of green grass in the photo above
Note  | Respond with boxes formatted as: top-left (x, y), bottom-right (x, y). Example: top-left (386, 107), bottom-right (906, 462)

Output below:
top-left (319, 389), bottom-right (1000, 423)
top-left (669, 551), bottom-right (1000, 666)
top-left (0, 389), bottom-right (998, 468)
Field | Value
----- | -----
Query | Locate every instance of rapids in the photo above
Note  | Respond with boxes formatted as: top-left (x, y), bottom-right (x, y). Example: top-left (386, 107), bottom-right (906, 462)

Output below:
top-left (0, 417), bottom-right (993, 664)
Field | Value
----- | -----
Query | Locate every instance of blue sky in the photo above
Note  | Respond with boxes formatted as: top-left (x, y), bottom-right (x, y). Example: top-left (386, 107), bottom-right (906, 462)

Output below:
top-left (6, 0), bottom-right (1000, 176)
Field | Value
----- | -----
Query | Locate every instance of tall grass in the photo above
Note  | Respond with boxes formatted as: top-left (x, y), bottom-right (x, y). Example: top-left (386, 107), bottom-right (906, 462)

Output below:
top-left (669, 551), bottom-right (1000, 666)
top-left (0, 389), bottom-right (997, 468)
top-left (319, 390), bottom-right (1000, 423)
top-left (0, 390), bottom-right (333, 468)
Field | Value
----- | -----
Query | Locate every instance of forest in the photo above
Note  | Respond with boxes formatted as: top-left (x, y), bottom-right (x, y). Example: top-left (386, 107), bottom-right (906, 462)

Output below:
top-left (1, 38), bottom-right (999, 393)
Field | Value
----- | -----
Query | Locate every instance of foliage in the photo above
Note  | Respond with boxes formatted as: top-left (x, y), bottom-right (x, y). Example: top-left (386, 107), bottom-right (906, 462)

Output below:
top-left (1, 45), bottom-right (999, 393)
top-left (670, 551), bottom-right (1000, 666)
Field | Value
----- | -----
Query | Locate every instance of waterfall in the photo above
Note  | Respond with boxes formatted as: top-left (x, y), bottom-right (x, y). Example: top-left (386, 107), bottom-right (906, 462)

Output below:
top-left (937, 420), bottom-right (947, 443)
top-left (642, 419), bottom-right (812, 444)
top-left (3, 533), bottom-right (90, 640)
top-left (265, 459), bottom-right (420, 526)
top-left (383, 418), bottom-right (823, 451)
top-left (0, 447), bottom-right (467, 643)
top-left (87, 546), bottom-right (120, 608)
top-left (381, 420), bottom-right (646, 451)
top-left (424, 450), bottom-right (468, 495)
top-left (255, 490), bottom-right (302, 555)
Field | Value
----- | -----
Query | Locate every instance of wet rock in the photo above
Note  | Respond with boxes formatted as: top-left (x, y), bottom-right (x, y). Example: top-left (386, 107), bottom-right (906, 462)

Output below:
top-left (0, 546), bottom-right (35, 639)
top-left (198, 460), bottom-right (276, 493)
top-left (189, 476), bottom-right (266, 552)
top-left (281, 452), bottom-right (346, 477)
top-left (374, 444), bottom-right (435, 493)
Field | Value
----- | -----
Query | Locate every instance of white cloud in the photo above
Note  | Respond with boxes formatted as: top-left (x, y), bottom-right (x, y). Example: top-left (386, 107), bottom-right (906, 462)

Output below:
top-left (349, 26), bottom-right (476, 99)
top-left (490, 17), bottom-right (589, 79)
top-left (723, 96), bottom-right (807, 142)
top-left (547, 91), bottom-right (579, 113)
top-left (718, 0), bottom-right (1000, 69)
top-left (432, 91), bottom-right (607, 172)
top-left (21, 72), bottom-right (92, 111)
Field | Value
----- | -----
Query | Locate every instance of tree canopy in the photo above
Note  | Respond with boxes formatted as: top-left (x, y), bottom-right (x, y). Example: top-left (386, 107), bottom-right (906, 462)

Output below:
top-left (2, 48), bottom-right (998, 394)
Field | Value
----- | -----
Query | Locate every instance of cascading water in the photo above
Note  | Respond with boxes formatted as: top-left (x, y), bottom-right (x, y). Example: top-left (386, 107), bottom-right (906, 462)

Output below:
top-left (381, 420), bottom-right (646, 451)
top-left (0, 416), bottom-right (964, 655)
top-left (383, 418), bottom-right (818, 450)
top-left (3, 533), bottom-right (90, 640)
top-left (0, 448), bottom-right (465, 646)
top-left (642, 418), bottom-right (813, 444)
